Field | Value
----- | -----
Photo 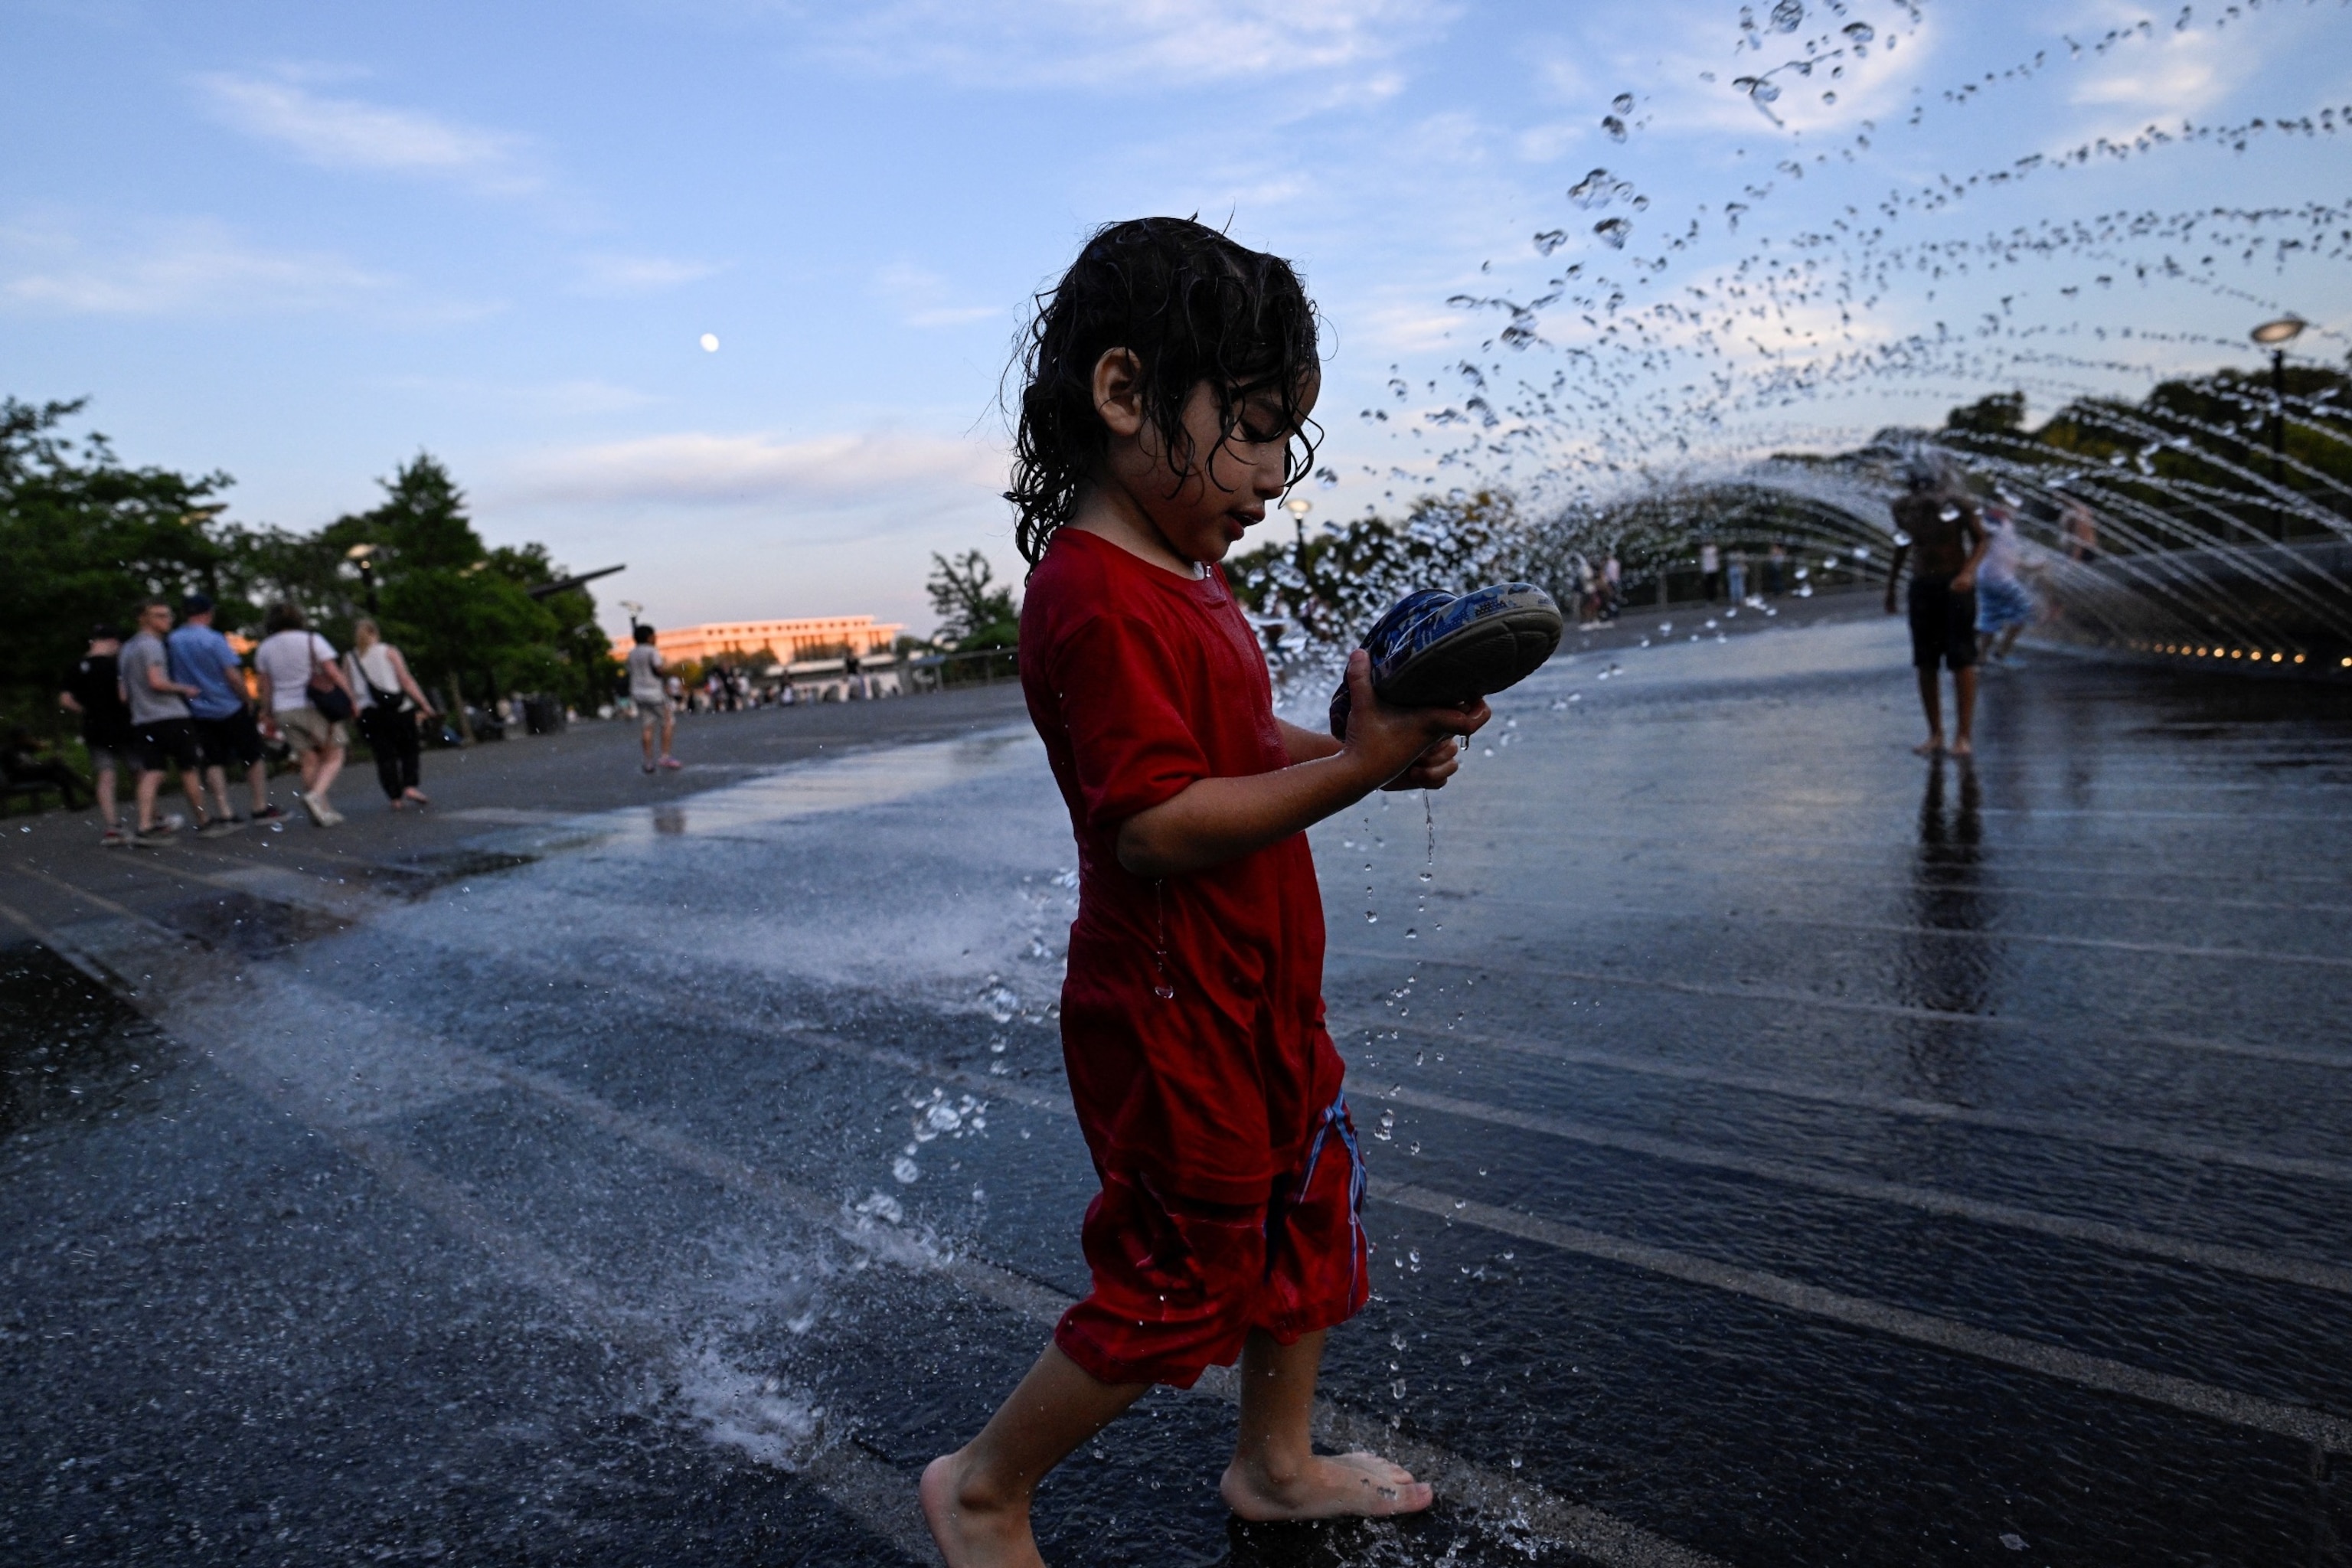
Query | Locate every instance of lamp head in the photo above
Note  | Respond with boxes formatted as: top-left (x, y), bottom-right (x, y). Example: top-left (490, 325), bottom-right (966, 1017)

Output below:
top-left (1283, 498), bottom-right (1313, 518)
top-left (2250, 316), bottom-right (2307, 347)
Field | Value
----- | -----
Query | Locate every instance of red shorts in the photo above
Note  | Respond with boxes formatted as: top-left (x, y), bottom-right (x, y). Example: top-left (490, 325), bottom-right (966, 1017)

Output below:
top-left (1054, 1096), bottom-right (1369, 1389)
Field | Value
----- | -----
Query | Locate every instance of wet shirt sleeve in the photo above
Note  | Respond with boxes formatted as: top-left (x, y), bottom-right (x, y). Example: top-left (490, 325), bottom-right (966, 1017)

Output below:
top-left (1050, 611), bottom-right (1209, 829)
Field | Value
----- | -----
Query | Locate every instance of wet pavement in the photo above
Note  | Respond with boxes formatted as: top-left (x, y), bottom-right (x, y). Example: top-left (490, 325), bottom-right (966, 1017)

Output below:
top-left (4, 622), bottom-right (2350, 1566)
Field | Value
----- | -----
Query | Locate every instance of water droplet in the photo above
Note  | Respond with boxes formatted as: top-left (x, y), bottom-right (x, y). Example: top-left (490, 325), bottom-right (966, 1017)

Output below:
top-left (1842, 21), bottom-right (1874, 43)
top-left (1821, 90), bottom-right (1837, 105)
top-left (890, 1155), bottom-right (920, 1184)
top-left (1769, 0), bottom-right (1802, 31)
top-left (1593, 218), bottom-right (1631, 248)
top-left (1601, 115), bottom-right (1627, 142)
top-left (1152, 982), bottom-right (1175, 999)
top-left (1612, 92), bottom-right (1635, 114)
top-left (1366, 910), bottom-right (1379, 923)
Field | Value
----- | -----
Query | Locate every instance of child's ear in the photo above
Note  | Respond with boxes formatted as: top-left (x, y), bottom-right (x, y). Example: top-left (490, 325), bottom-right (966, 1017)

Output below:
top-left (1092, 348), bottom-right (1147, 439)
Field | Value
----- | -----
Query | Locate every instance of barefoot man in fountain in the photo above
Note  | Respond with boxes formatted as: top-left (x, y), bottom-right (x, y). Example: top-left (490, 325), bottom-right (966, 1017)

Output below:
top-left (1884, 459), bottom-right (1988, 757)
top-left (921, 218), bottom-right (1485, 1566)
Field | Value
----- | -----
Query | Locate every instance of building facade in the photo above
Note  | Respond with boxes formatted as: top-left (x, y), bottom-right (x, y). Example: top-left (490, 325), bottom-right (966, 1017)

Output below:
top-left (612, 616), bottom-right (905, 668)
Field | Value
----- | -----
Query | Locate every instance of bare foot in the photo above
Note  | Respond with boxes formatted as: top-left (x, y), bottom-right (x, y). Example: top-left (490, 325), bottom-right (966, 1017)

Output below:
top-left (1949, 738), bottom-right (1974, 757)
top-left (1220, 1450), bottom-right (1435, 1521)
top-left (921, 1452), bottom-right (1044, 1568)
top-left (1913, 737), bottom-right (1945, 756)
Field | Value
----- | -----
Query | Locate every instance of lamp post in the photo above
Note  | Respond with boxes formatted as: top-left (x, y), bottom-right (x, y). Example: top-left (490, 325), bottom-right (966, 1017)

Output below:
top-left (2250, 316), bottom-right (2305, 541)
top-left (1283, 496), bottom-right (1313, 562)
top-left (345, 542), bottom-right (379, 613)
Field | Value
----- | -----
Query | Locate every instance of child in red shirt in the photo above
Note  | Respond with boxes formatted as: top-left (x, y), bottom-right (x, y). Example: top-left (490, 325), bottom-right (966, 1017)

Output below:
top-left (922, 217), bottom-right (1489, 1566)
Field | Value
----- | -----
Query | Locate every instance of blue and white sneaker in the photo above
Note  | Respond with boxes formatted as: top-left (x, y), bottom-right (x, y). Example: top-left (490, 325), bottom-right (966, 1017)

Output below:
top-left (1328, 583), bottom-right (1564, 739)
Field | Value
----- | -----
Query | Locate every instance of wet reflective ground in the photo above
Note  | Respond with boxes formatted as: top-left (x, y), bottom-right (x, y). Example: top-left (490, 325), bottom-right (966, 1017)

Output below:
top-left (4, 620), bottom-right (2349, 1566)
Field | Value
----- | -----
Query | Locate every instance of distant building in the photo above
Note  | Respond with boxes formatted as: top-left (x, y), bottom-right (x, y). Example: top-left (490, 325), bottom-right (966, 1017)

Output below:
top-left (612, 616), bottom-right (905, 668)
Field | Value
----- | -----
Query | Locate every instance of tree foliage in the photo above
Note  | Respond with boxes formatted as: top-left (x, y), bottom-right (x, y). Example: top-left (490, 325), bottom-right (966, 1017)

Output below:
top-left (1, 400), bottom-right (618, 735)
top-left (926, 550), bottom-right (1019, 649)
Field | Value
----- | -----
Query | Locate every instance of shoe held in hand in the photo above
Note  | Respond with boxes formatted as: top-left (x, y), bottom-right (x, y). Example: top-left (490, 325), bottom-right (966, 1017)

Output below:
top-left (1328, 583), bottom-right (1563, 740)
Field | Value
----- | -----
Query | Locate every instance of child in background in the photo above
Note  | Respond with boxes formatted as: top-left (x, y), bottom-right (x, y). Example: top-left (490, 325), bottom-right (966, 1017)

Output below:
top-left (921, 217), bottom-right (1486, 1566)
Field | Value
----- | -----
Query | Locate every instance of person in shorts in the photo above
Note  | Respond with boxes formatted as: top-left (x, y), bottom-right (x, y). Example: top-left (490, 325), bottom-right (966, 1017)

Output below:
top-left (922, 217), bottom-right (1483, 1565)
top-left (170, 592), bottom-right (274, 830)
top-left (118, 598), bottom-right (218, 844)
top-left (1884, 461), bottom-right (1988, 757)
top-left (626, 625), bottom-right (680, 772)
top-left (252, 603), bottom-right (356, 826)
top-left (1972, 505), bottom-right (2036, 665)
top-left (58, 625), bottom-right (136, 845)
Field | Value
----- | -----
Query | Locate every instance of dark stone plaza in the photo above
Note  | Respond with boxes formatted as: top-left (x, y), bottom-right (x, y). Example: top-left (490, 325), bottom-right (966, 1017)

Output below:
top-left (5, 614), bottom-right (2349, 1566)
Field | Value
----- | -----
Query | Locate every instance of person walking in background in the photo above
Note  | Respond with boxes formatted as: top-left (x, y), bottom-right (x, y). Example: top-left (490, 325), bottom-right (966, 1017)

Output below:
top-left (119, 598), bottom-right (220, 843)
top-left (1973, 505), bottom-right (2036, 665)
top-left (1766, 542), bottom-right (1788, 596)
top-left (1726, 550), bottom-right (1749, 604)
top-left (169, 593), bottom-right (276, 828)
top-left (346, 619), bottom-right (438, 809)
top-left (2062, 500), bottom-right (2099, 562)
top-left (1884, 463), bottom-right (1988, 758)
top-left (1700, 541), bottom-right (1721, 601)
top-left (626, 624), bottom-right (680, 772)
top-left (253, 603), bottom-right (355, 826)
top-left (1602, 552), bottom-right (1622, 619)
top-left (57, 625), bottom-right (135, 846)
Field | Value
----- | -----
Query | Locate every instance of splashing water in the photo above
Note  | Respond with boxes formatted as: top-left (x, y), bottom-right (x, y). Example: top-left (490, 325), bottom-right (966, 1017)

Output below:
top-left (1230, 1), bottom-right (2352, 674)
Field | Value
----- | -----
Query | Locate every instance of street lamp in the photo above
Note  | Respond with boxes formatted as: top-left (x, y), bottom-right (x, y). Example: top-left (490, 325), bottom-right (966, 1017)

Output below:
top-left (1283, 495), bottom-right (1313, 559)
top-left (2251, 316), bottom-right (2306, 541)
top-left (619, 599), bottom-right (646, 636)
top-left (345, 542), bottom-right (379, 612)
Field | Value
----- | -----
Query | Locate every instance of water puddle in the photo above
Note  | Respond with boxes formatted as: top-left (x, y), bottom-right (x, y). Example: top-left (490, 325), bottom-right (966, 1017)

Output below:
top-left (152, 890), bottom-right (352, 956)
top-left (0, 944), bottom-right (168, 1139)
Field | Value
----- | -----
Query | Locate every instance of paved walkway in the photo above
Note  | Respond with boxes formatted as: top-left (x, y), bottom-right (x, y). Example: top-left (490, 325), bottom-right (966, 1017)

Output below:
top-left (4, 623), bottom-right (2348, 1566)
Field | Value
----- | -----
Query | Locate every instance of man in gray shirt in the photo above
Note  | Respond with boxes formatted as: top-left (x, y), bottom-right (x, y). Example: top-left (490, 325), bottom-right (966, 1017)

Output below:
top-left (119, 597), bottom-right (220, 843)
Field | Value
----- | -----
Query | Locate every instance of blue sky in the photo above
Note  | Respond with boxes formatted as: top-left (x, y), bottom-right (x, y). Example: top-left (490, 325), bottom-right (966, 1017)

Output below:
top-left (5, 0), bottom-right (2347, 637)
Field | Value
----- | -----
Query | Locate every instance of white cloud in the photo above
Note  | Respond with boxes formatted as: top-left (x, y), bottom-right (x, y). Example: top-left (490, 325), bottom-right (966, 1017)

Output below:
top-left (805, 0), bottom-right (1455, 88)
top-left (504, 429), bottom-right (1004, 511)
top-left (0, 215), bottom-right (389, 315)
top-left (874, 263), bottom-right (1001, 328)
top-left (2069, 28), bottom-right (2244, 118)
top-left (196, 72), bottom-right (540, 192)
top-left (573, 253), bottom-right (727, 295)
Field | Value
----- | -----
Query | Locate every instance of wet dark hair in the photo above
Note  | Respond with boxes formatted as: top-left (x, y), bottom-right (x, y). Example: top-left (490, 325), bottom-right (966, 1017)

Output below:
top-left (263, 602), bottom-right (308, 635)
top-left (1007, 217), bottom-right (1321, 565)
top-left (633, 624), bottom-right (656, 644)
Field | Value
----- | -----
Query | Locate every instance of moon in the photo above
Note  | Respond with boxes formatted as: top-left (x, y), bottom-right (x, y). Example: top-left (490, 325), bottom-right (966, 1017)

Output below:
top-left (699, 333), bottom-right (719, 352)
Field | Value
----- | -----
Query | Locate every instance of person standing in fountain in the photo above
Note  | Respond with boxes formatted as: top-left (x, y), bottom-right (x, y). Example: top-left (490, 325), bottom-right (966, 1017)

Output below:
top-left (1973, 505), bottom-right (2034, 666)
top-left (1884, 462), bottom-right (1988, 757)
top-left (921, 217), bottom-right (1482, 1567)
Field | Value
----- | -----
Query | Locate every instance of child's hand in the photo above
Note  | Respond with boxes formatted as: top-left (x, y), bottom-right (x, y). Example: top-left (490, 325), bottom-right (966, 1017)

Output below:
top-left (1382, 735), bottom-right (1465, 792)
top-left (1340, 650), bottom-right (1489, 789)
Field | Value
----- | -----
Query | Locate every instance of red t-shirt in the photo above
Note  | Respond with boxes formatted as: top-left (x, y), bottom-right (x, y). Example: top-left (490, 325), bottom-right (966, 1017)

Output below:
top-left (1021, 528), bottom-right (1345, 1205)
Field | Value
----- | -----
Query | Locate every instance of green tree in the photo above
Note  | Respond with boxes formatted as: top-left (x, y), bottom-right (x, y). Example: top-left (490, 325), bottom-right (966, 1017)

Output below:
top-left (0, 397), bottom-right (253, 734)
top-left (926, 550), bottom-right (1019, 649)
top-left (334, 456), bottom-right (618, 714)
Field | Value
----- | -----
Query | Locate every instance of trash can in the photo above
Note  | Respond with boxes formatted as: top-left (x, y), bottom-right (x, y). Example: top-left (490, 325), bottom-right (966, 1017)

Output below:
top-left (522, 694), bottom-right (567, 735)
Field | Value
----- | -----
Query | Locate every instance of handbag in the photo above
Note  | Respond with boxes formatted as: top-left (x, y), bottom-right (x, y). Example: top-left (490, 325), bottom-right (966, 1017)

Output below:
top-left (351, 650), bottom-right (413, 715)
top-left (305, 635), bottom-right (356, 722)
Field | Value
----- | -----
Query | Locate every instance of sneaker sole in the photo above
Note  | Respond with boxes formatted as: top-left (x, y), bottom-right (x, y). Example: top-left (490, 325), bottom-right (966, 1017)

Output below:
top-left (1377, 604), bottom-right (1566, 707)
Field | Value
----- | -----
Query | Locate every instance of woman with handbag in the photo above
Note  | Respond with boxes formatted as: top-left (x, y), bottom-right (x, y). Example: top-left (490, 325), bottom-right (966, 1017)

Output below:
top-left (346, 618), bottom-right (439, 808)
top-left (253, 603), bottom-right (358, 826)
